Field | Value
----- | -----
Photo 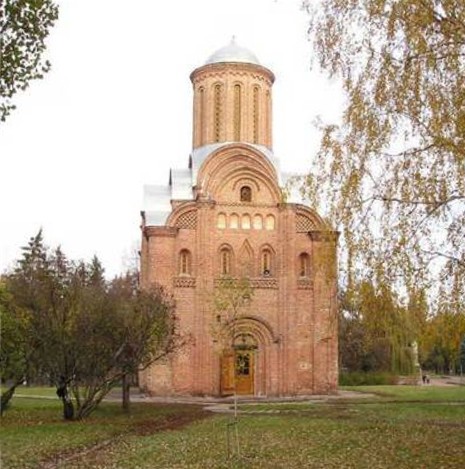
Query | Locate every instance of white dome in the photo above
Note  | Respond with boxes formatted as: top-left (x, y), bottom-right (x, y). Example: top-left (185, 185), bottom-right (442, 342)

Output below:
top-left (206, 38), bottom-right (260, 65)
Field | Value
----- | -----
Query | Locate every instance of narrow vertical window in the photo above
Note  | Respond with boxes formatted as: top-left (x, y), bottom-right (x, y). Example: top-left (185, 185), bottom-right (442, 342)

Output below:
top-left (299, 253), bottom-right (310, 277)
top-left (220, 248), bottom-right (232, 275)
top-left (266, 90), bottom-right (271, 145)
top-left (179, 250), bottom-right (191, 276)
top-left (253, 86), bottom-right (260, 143)
top-left (234, 84), bottom-right (242, 141)
top-left (214, 84), bottom-right (223, 142)
top-left (261, 249), bottom-right (272, 276)
top-left (199, 87), bottom-right (205, 145)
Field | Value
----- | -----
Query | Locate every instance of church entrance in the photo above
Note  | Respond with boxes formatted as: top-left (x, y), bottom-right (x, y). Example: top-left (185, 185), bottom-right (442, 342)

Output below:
top-left (220, 334), bottom-right (257, 396)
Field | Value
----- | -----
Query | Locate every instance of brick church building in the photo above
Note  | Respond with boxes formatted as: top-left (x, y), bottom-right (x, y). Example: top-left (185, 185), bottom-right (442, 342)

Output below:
top-left (139, 40), bottom-right (338, 397)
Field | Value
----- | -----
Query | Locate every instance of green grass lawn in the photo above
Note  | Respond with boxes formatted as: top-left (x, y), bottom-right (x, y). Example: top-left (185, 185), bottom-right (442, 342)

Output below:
top-left (1, 385), bottom-right (465, 468)
top-left (1, 394), bottom-right (206, 469)
top-left (342, 385), bottom-right (465, 401)
top-left (10, 386), bottom-right (58, 398)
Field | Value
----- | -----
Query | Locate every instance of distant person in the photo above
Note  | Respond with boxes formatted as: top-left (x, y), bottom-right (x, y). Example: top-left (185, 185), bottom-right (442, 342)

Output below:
top-left (422, 374), bottom-right (426, 384)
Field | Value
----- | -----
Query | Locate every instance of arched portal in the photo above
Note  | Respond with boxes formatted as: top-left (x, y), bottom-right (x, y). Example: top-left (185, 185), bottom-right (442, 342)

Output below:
top-left (219, 316), bottom-right (277, 396)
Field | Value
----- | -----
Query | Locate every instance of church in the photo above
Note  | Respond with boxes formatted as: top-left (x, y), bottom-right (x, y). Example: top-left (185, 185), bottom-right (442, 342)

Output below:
top-left (139, 40), bottom-right (338, 397)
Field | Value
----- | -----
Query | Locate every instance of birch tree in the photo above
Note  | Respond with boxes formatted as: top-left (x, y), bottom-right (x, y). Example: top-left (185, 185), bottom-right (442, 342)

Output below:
top-left (302, 0), bottom-right (465, 307)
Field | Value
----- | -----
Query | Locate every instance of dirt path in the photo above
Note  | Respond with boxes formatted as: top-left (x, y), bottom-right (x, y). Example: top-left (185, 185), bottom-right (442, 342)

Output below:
top-left (39, 408), bottom-right (211, 469)
top-left (428, 376), bottom-right (464, 386)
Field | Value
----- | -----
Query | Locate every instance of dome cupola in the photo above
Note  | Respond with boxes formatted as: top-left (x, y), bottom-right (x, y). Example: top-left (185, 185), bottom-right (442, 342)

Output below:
top-left (190, 39), bottom-right (275, 150)
top-left (206, 37), bottom-right (261, 65)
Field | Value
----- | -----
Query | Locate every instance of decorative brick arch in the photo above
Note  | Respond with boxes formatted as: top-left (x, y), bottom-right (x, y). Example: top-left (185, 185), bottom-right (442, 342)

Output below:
top-left (238, 239), bottom-right (254, 277)
top-left (295, 205), bottom-right (328, 231)
top-left (166, 202), bottom-right (198, 228)
top-left (226, 315), bottom-right (278, 345)
top-left (223, 315), bottom-right (279, 396)
top-left (197, 143), bottom-right (282, 203)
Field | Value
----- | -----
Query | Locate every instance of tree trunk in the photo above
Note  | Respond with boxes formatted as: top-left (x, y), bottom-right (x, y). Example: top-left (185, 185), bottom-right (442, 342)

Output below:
top-left (122, 373), bottom-right (131, 412)
top-left (61, 398), bottom-right (74, 420)
top-left (56, 379), bottom-right (74, 420)
top-left (0, 380), bottom-right (21, 415)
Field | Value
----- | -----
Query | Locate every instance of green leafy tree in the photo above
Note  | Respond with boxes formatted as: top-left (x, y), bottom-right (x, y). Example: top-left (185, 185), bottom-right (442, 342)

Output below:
top-left (421, 306), bottom-right (465, 373)
top-left (460, 336), bottom-right (465, 373)
top-left (302, 0), bottom-right (465, 306)
top-left (0, 0), bottom-right (59, 121)
top-left (5, 232), bottom-right (181, 419)
top-left (0, 280), bottom-right (32, 413)
top-left (106, 273), bottom-right (182, 413)
top-left (340, 281), bottom-right (420, 375)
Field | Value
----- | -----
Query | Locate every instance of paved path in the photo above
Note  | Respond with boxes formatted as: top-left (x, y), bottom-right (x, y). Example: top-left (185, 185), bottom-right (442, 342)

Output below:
top-left (14, 376), bottom-right (463, 407)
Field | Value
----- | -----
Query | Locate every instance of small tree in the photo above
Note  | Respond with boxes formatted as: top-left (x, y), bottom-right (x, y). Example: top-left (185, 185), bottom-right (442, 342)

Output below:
top-left (212, 276), bottom-right (253, 348)
top-left (108, 273), bottom-right (182, 412)
top-left (212, 276), bottom-right (253, 458)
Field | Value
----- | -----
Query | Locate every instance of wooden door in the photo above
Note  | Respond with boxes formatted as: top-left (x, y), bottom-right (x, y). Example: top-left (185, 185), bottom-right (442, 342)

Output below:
top-left (235, 350), bottom-right (254, 395)
top-left (220, 350), bottom-right (255, 396)
top-left (220, 351), bottom-right (235, 396)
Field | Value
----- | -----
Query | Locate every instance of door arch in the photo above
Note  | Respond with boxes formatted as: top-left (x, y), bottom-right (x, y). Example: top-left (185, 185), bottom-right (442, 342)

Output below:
top-left (219, 317), bottom-right (277, 397)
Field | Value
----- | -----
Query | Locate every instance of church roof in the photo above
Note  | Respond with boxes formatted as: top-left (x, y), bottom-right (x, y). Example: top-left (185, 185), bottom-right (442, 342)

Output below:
top-left (142, 185), bottom-right (172, 226)
top-left (143, 143), bottom-right (308, 227)
top-left (189, 142), bottom-right (281, 184)
top-left (206, 38), bottom-right (260, 65)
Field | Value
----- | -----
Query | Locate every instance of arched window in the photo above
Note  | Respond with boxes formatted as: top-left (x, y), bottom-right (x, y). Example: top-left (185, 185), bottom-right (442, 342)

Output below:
top-left (265, 214), bottom-right (275, 230)
top-left (240, 186), bottom-right (252, 202)
top-left (261, 249), bottom-right (273, 276)
top-left (299, 253), bottom-right (310, 278)
top-left (253, 214), bottom-right (263, 230)
top-left (234, 84), bottom-right (242, 141)
top-left (220, 247), bottom-right (232, 275)
top-left (179, 249), bottom-right (192, 276)
top-left (230, 213), bottom-right (239, 229)
top-left (242, 214), bottom-right (251, 230)
top-left (217, 213), bottom-right (226, 229)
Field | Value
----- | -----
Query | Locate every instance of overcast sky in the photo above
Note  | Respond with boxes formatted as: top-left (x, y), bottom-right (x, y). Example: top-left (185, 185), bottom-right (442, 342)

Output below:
top-left (1, 0), bottom-right (342, 277)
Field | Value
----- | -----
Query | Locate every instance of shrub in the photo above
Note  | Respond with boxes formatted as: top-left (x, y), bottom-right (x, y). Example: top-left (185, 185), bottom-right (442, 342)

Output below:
top-left (339, 371), bottom-right (399, 386)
